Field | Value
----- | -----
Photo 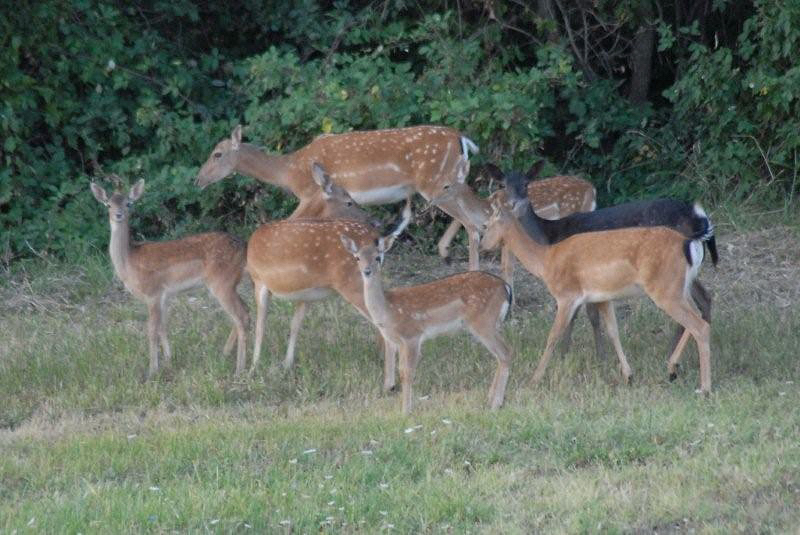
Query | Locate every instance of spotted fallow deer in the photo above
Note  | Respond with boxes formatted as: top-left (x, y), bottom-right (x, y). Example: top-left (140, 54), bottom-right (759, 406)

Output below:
top-left (500, 161), bottom-right (717, 362)
top-left (246, 197), bottom-right (412, 390)
top-left (341, 232), bottom-right (514, 415)
top-left (90, 179), bottom-right (250, 379)
top-left (481, 197), bottom-right (711, 393)
top-left (196, 124), bottom-right (485, 268)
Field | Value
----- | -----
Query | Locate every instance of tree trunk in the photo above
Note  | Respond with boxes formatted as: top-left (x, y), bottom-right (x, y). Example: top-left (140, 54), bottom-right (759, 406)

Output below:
top-left (629, 2), bottom-right (655, 105)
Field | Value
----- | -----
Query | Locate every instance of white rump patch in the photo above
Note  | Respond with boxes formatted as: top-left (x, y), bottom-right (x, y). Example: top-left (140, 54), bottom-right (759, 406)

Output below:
top-left (498, 299), bottom-right (510, 323)
top-left (683, 239), bottom-right (704, 297)
top-left (693, 203), bottom-right (708, 219)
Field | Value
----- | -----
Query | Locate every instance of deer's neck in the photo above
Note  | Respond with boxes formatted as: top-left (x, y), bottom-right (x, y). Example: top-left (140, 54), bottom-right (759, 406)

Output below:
top-left (290, 195), bottom-right (324, 219)
top-left (504, 218), bottom-right (547, 278)
top-left (516, 202), bottom-right (552, 245)
top-left (362, 273), bottom-right (394, 329)
top-left (456, 189), bottom-right (491, 227)
top-left (237, 144), bottom-right (302, 197)
top-left (108, 219), bottom-right (132, 280)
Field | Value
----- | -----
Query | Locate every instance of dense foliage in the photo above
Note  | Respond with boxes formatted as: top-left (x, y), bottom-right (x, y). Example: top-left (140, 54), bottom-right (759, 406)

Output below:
top-left (2, 0), bottom-right (798, 259)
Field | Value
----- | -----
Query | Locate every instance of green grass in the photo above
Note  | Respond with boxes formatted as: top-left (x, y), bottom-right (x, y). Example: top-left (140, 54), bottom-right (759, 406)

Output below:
top-left (1, 247), bottom-right (799, 533)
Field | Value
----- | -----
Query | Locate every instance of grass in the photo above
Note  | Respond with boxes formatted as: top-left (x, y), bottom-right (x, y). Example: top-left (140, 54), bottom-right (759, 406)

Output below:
top-left (1, 224), bottom-right (799, 533)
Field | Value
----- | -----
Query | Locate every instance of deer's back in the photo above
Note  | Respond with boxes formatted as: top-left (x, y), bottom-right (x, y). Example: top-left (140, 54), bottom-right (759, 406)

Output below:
top-left (246, 219), bottom-right (375, 294)
top-left (126, 232), bottom-right (244, 298)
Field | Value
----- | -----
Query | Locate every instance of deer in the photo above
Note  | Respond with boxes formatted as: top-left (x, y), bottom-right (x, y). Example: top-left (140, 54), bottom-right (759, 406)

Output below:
top-left (496, 161), bottom-right (717, 363)
top-left (432, 167), bottom-right (604, 358)
top-left (434, 167), bottom-right (597, 269)
top-left (90, 179), bottom-right (250, 379)
top-left (246, 193), bottom-right (412, 390)
top-left (480, 196), bottom-right (711, 393)
top-left (195, 124), bottom-right (486, 269)
top-left (341, 232), bottom-right (514, 415)
top-left (244, 161), bottom-right (390, 380)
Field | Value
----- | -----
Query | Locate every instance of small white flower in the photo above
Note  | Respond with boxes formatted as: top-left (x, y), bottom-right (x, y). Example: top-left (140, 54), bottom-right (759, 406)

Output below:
top-left (442, 419), bottom-right (452, 425)
top-left (379, 483), bottom-right (389, 489)
top-left (289, 458), bottom-right (298, 464)
top-left (149, 486), bottom-right (160, 492)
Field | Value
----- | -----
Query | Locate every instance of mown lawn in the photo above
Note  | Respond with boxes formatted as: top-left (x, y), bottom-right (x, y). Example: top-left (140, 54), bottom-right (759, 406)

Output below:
top-left (1, 227), bottom-right (799, 533)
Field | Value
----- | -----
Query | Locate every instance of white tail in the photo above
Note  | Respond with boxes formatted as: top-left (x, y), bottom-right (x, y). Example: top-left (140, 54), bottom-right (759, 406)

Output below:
top-left (196, 124), bottom-right (486, 268)
top-left (481, 197), bottom-right (711, 393)
top-left (90, 179), bottom-right (249, 379)
top-left (245, 199), bottom-right (412, 391)
top-left (341, 231), bottom-right (514, 415)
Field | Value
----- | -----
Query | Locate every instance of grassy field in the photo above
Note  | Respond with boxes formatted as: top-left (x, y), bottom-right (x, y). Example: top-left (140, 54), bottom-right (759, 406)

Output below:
top-left (1, 222), bottom-right (799, 533)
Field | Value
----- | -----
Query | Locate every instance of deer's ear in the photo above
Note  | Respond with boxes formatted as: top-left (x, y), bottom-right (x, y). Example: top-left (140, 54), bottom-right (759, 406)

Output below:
top-left (339, 234), bottom-right (359, 255)
top-left (311, 163), bottom-right (333, 194)
top-left (129, 179), bottom-right (145, 202)
top-left (378, 234), bottom-right (397, 255)
top-left (231, 124), bottom-right (242, 150)
top-left (90, 182), bottom-right (109, 205)
top-left (526, 160), bottom-right (545, 181)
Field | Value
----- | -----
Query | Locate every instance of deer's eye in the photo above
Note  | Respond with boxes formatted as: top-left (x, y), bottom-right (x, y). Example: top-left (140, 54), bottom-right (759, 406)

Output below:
top-left (213, 152), bottom-right (222, 159)
top-left (346, 201), bottom-right (353, 207)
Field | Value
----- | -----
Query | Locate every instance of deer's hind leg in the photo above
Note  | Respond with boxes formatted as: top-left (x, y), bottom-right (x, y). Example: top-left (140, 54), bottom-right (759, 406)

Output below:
top-left (665, 280), bottom-right (712, 364)
top-left (654, 293), bottom-right (711, 394)
top-left (211, 279), bottom-right (250, 376)
top-left (469, 326), bottom-right (513, 410)
top-left (283, 302), bottom-right (309, 369)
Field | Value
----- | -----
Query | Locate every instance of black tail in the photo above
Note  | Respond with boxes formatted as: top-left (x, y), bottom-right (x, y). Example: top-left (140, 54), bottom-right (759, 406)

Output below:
top-left (705, 235), bottom-right (718, 266)
top-left (691, 203), bottom-right (718, 267)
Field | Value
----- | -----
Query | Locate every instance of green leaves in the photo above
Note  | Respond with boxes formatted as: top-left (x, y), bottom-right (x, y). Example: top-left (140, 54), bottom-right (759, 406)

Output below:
top-left (2, 0), bottom-right (798, 261)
